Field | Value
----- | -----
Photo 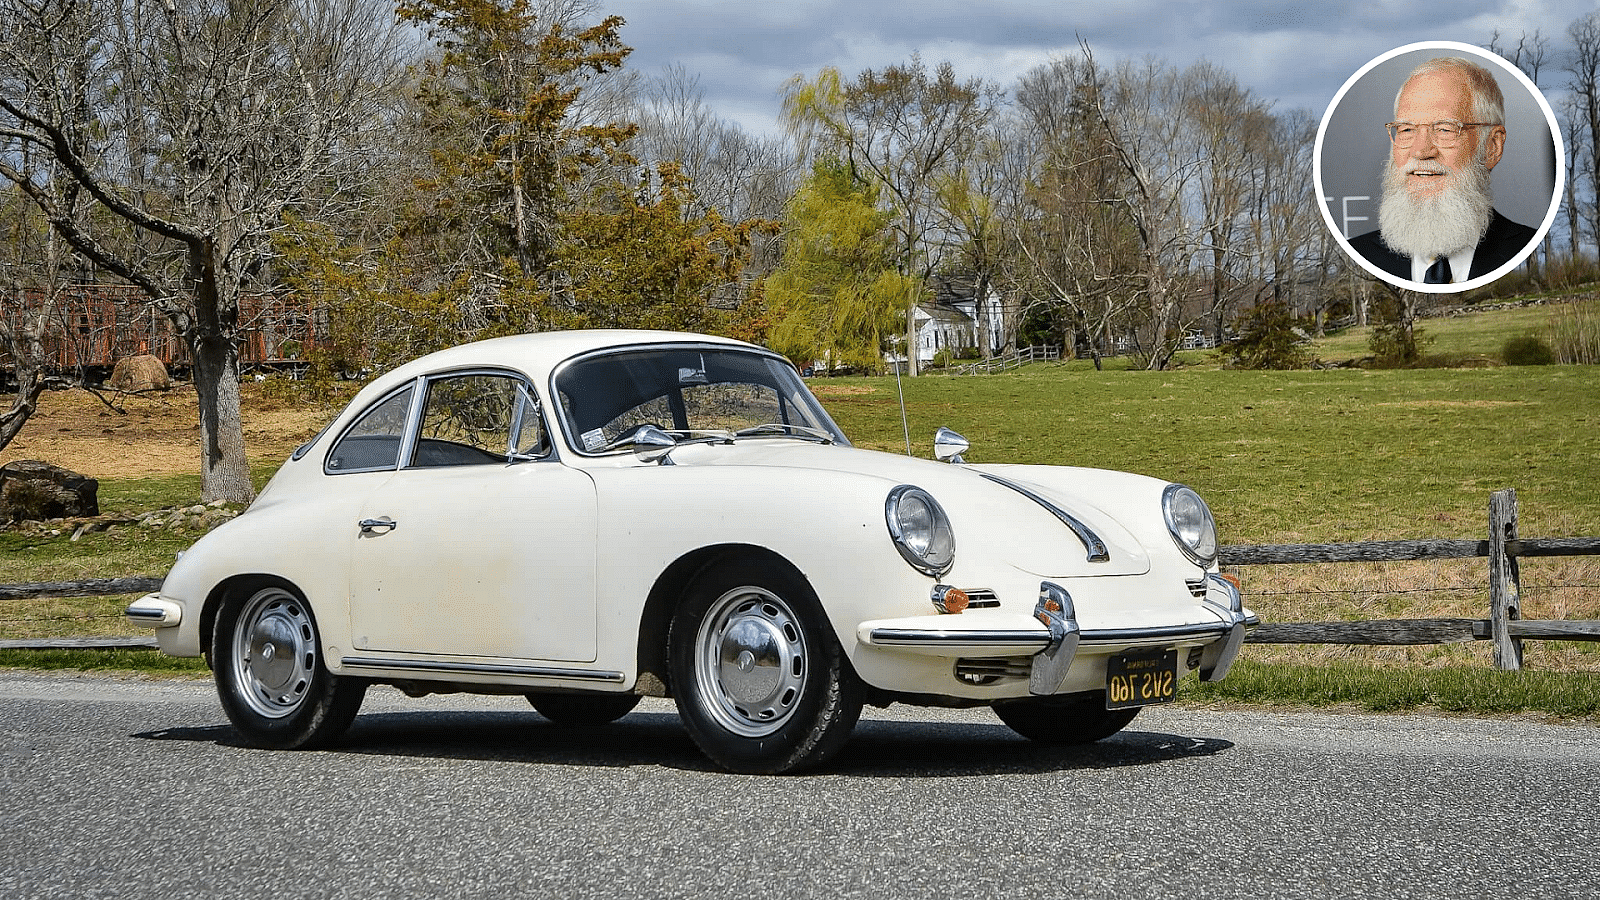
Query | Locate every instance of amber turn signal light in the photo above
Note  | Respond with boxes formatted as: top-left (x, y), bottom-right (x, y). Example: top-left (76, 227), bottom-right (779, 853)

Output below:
top-left (931, 585), bottom-right (970, 614)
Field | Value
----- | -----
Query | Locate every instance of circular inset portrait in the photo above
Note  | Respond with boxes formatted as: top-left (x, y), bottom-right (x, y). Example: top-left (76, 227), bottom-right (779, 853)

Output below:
top-left (1315, 41), bottom-right (1563, 293)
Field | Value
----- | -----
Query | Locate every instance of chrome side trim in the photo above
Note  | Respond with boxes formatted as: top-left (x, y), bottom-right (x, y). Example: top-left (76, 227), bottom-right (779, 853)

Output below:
top-left (977, 472), bottom-right (1110, 563)
top-left (341, 657), bottom-right (626, 683)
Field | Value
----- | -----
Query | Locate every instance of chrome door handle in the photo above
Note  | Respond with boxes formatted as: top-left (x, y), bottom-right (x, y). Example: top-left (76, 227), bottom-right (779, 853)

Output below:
top-left (358, 517), bottom-right (398, 534)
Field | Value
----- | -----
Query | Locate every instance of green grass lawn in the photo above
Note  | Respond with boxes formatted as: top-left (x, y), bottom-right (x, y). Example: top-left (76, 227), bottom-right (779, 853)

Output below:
top-left (820, 363), bottom-right (1600, 543)
top-left (1306, 299), bottom-right (1585, 363)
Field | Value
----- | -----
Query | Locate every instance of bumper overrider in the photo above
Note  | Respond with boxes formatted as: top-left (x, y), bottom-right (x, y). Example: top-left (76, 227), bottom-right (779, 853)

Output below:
top-left (858, 574), bottom-right (1257, 696)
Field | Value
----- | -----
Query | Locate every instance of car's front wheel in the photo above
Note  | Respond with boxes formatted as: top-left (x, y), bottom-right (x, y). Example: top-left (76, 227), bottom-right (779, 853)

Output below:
top-left (669, 559), bottom-right (863, 774)
top-left (992, 692), bottom-right (1140, 744)
top-left (526, 691), bottom-right (641, 725)
top-left (212, 583), bottom-right (365, 749)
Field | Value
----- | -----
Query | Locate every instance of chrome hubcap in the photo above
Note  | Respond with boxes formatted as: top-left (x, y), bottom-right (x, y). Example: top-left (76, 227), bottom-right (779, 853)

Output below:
top-left (232, 588), bottom-right (317, 719)
top-left (695, 586), bottom-right (807, 737)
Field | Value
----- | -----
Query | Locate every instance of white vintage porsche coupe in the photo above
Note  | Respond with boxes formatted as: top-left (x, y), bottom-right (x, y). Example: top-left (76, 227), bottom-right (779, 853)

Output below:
top-left (128, 330), bottom-right (1254, 773)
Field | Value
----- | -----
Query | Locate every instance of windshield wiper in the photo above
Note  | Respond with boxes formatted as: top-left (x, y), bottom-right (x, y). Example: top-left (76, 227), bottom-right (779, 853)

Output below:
top-left (601, 426), bottom-right (733, 453)
top-left (732, 423), bottom-right (835, 444)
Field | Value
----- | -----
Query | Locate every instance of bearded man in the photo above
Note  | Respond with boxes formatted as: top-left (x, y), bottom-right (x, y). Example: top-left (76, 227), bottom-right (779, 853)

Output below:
top-left (1347, 56), bottom-right (1536, 286)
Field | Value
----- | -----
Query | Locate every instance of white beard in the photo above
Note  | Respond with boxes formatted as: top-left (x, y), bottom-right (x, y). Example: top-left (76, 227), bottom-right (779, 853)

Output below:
top-left (1377, 155), bottom-right (1494, 260)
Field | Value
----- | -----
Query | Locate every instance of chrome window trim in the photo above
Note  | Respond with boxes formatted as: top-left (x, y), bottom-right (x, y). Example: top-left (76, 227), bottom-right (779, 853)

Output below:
top-left (548, 341), bottom-right (849, 458)
top-left (404, 367), bottom-right (557, 469)
top-left (322, 378), bottom-right (424, 476)
top-left (978, 472), bottom-right (1110, 563)
top-left (324, 367), bottom-right (557, 476)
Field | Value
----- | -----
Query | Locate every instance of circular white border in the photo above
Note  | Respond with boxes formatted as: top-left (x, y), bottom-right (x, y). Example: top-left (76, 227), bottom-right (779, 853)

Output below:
top-left (1313, 40), bottom-right (1566, 294)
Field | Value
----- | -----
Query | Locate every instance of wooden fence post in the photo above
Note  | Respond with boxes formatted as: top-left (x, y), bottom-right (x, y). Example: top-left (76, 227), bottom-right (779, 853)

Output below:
top-left (1488, 489), bottom-right (1524, 671)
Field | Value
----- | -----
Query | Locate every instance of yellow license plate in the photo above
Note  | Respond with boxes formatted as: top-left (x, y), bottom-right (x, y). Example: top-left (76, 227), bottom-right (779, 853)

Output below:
top-left (1106, 649), bottom-right (1178, 709)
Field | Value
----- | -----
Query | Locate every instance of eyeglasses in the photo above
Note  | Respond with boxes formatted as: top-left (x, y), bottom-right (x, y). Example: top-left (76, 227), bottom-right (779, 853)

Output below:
top-left (1385, 120), bottom-right (1496, 149)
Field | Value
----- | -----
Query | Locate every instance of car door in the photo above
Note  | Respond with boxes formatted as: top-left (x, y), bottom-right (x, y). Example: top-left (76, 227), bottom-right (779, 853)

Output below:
top-left (343, 371), bottom-right (599, 663)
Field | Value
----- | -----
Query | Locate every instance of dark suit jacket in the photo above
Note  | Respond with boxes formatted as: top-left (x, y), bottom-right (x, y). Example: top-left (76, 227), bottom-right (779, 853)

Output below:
top-left (1348, 210), bottom-right (1537, 282)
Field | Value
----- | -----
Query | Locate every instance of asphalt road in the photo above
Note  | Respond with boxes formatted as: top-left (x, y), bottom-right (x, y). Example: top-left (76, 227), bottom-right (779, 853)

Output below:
top-left (2, 671), bottom-right (1597, 900)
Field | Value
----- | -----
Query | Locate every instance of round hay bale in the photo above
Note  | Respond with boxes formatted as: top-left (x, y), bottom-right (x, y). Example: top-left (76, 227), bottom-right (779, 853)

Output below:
top-left (109, 354), bottom-right (170, 392)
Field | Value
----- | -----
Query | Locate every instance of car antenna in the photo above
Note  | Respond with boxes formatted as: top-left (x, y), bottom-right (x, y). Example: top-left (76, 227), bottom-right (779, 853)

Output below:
top-left (894, 348), bottom-right (911, 455)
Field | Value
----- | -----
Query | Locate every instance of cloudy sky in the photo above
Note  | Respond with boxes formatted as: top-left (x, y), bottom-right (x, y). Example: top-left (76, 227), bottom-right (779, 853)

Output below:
top-left (601, 0), bottom-right (1597, 137)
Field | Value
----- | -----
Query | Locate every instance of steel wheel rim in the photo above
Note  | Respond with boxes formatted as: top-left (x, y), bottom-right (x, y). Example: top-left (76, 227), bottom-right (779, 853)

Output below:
top-left (694, 586), bottom-right (808, 738)
top-left (231, 588), bottom-right (318, 719)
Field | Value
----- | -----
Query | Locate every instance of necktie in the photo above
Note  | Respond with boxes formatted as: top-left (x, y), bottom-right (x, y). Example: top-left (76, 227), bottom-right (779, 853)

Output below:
top-left (1424, 256), bottom-right (1452, 284)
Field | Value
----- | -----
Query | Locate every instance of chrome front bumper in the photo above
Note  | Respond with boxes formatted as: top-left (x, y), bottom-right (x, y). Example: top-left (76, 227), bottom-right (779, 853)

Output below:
top-left (859, 574), bottom-right (1257, 696)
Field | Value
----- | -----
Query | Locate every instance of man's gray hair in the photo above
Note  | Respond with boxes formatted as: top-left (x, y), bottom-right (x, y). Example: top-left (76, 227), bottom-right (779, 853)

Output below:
top-left (1393, 56), bottom-right (1505, 126)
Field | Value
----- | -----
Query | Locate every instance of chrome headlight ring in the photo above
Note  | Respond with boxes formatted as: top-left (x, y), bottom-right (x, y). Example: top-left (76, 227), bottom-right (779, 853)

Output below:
top-left (885, 485), bottom-right (956, 577)
top-left (1162, 483), bottom-right (1218, 568)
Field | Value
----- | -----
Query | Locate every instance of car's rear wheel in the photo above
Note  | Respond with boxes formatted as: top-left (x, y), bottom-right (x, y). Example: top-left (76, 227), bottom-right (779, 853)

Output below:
top-left (992, 692), bottom-right (1140, 744)
top-left (526, 691), bottom-right (641, 725)
top-left (669, 558), bottom-right (863, 774)
top-left (213, 583), bottom-right (365, 749)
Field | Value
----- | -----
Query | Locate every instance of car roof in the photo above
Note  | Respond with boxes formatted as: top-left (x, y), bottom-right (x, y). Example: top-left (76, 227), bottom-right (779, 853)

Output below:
top-left (379, 329), bottom-right (763, 384)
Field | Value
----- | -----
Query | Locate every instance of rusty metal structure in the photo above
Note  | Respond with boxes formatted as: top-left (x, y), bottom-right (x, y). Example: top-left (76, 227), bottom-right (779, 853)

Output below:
top-left (1, 284), bottom-right (324, 381)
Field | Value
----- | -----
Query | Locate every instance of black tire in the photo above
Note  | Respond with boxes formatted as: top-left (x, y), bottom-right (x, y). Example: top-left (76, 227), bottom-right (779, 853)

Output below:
top-left (668, 558), bottom-right (864, 774)
top-left (992, 692), bottom-right (1140, 744)
top-left (212, 583), bottom-right (365, 749)
top-left (526, 691), bottom-right (641, 725)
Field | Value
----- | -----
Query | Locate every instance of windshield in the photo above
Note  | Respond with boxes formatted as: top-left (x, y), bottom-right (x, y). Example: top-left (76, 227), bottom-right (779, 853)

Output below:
top-left (553, 345), bottom-right (850, 454)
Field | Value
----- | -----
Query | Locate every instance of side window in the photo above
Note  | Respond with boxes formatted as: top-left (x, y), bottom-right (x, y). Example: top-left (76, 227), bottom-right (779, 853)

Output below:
top-left (326, 385), bottom-right (414, 473)
top-left (412, 373), bottom-right (547, 467)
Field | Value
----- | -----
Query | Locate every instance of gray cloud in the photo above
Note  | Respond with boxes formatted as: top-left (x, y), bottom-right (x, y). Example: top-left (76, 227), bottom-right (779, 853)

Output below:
top-left (604, 0), bottom-right (1596, 136)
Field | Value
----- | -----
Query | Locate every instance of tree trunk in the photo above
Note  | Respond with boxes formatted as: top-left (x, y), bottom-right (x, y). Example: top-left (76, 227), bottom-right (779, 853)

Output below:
top-left (0, 359), bottom-right (47, 452)
top-left (188, 238), bottom-right (256, 504)
top-left (191, 334), bottom-right (255, 503)
top-left (0, 312), bottom-right (50, 453)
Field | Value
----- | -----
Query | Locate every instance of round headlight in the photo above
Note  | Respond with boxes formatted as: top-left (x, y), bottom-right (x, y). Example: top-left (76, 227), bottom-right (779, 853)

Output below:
top-left (885, 485), bottom-right (955, 576)
top-left (1163, 484), bottom-right (1218, 567)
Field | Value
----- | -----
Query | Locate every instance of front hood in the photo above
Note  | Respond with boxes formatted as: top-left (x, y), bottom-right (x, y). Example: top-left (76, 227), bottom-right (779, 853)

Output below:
top-left (644, 440), bottom-right (1160, 577)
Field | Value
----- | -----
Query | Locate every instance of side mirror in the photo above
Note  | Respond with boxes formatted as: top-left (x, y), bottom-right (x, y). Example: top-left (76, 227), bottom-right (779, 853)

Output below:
top-left (934, 426), bottom-right (969, 464)
top-left (632, 425), bottom-right (679, 465)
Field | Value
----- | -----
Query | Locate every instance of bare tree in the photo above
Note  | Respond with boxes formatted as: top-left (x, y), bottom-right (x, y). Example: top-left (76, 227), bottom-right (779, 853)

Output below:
top-left (932, 113), bottom-right (1023, 358)
top-left (1079, 47), bottom-right (1219, 369)
top-left (1186, 63), bottom-right (1278, 345)
top-left (0, 177), bottom-right (70, 451)
top-left (0, 282), bottom-right (57, 451)
top-left (1248, 110), bottom-right (1326, 326)
top-left (1569, 11), bottom-right (1600, 256)
top-left (0, 0), bottom-right (410, 501)
top-left (1011, 55), bottom-right (1143, 366)
top-left (632, 63), bottom-right (794, 273)
top-left (1488, 28), bottom-right (1551, 83)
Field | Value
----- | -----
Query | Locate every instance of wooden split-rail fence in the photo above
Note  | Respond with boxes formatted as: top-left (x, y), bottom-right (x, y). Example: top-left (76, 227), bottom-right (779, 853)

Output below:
top-left (1225, 489), bottom-right (1600, 670)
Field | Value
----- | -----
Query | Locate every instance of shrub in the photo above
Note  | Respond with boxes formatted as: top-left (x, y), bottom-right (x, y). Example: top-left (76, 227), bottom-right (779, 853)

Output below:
top-left (1223, 299), bottom-right (1308, 369)
top-left (1367, 294), bottom-right (1426, 368)
top-left (1502, 334), bottom-right (1554, 366)
top-left (1547, 299), bottom-right (1600, 365)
